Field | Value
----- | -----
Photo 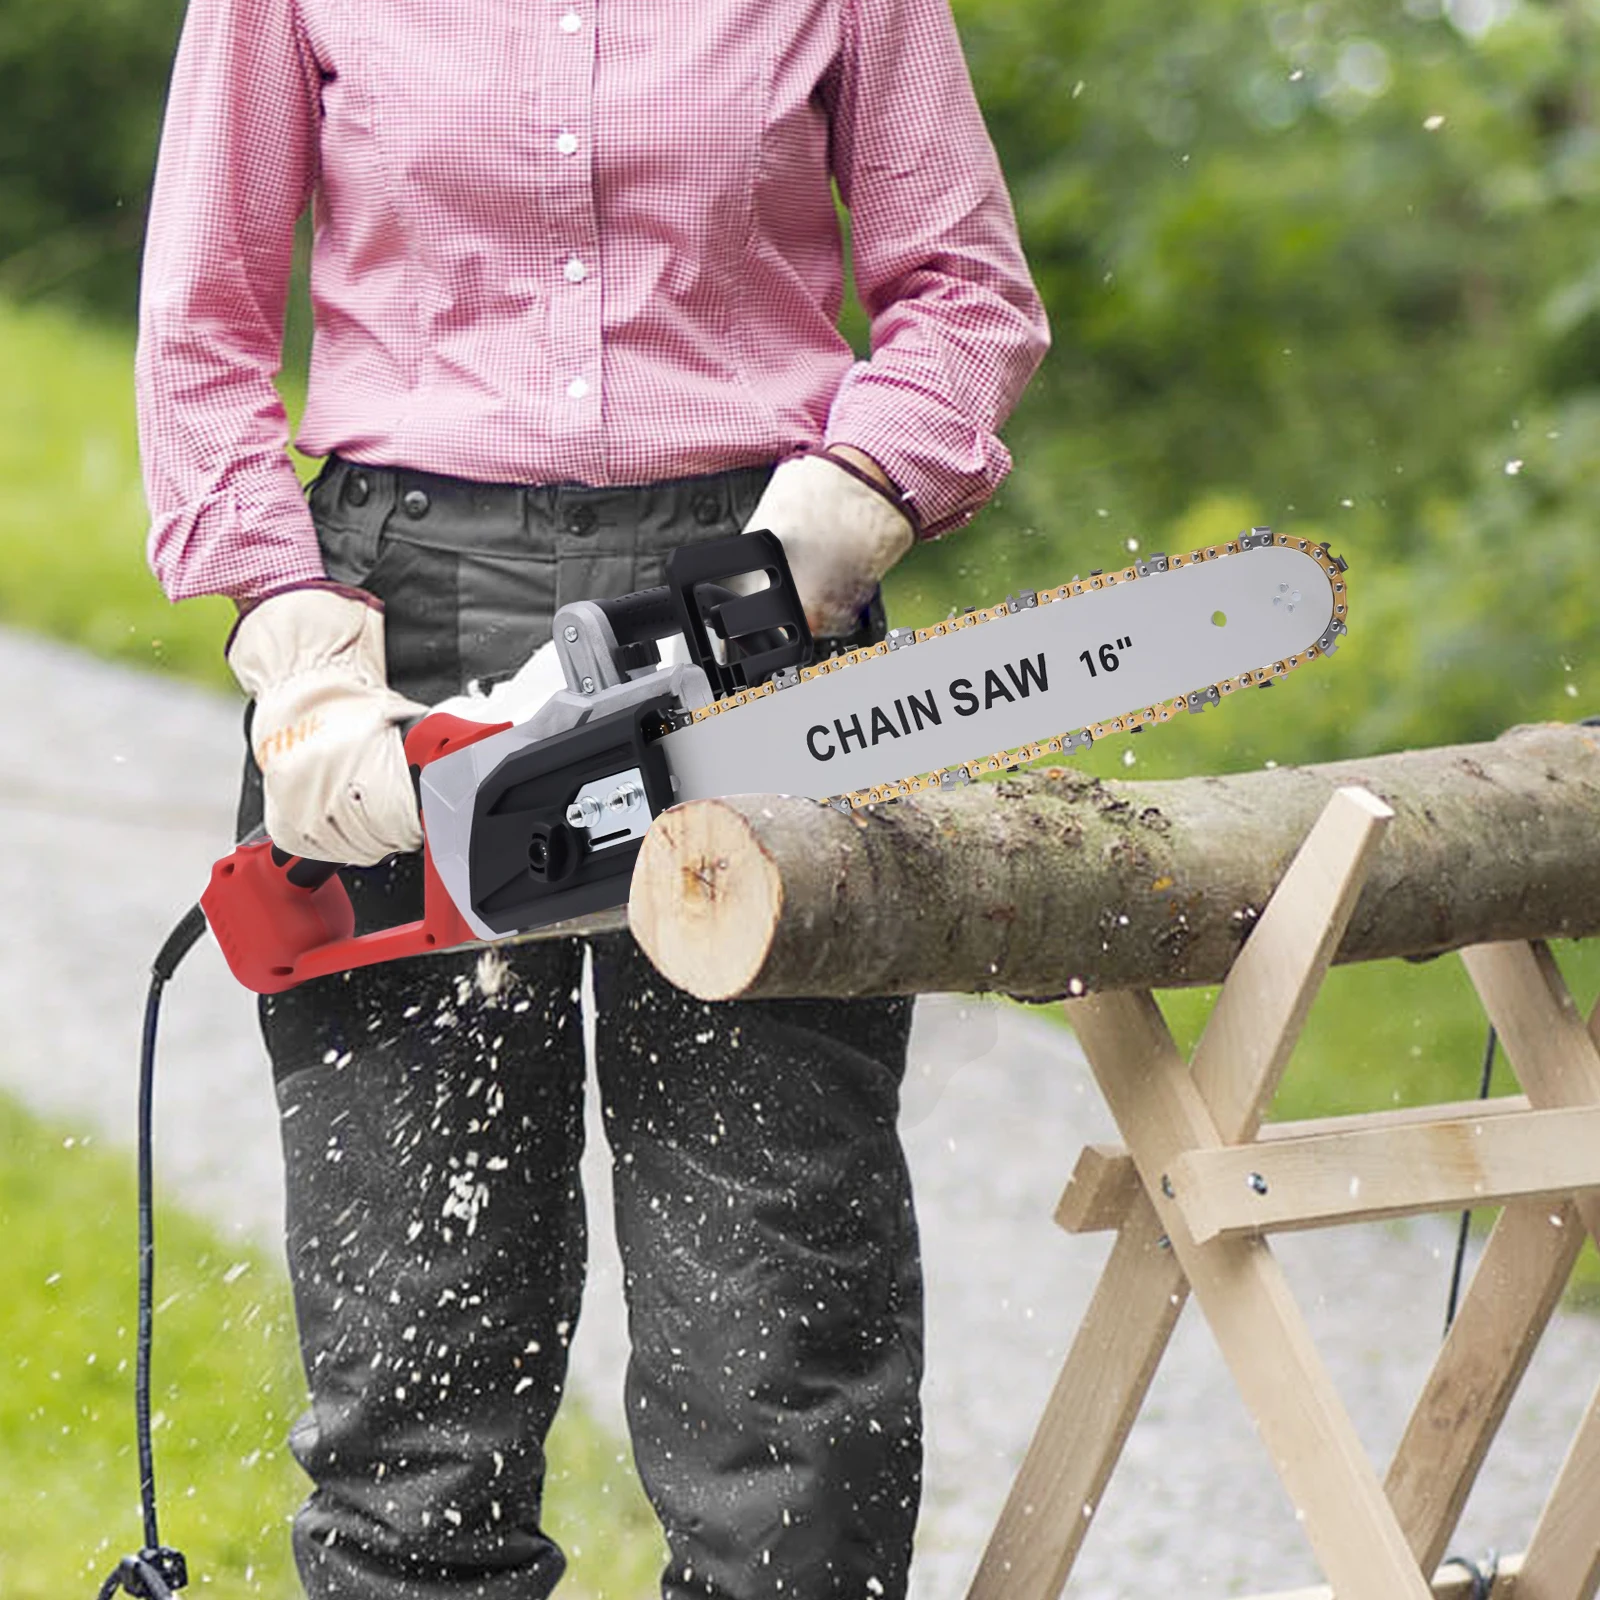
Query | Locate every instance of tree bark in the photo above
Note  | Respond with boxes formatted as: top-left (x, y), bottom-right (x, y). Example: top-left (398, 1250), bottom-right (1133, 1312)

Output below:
top-left (626, 723), bottom-right (1600, 1001)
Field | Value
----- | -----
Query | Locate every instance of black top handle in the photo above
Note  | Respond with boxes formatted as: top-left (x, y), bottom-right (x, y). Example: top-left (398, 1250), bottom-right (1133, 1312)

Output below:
top-left (591, 583), bottom-right (681, 651)
top-left (664, 529), bottom-right (813, 697)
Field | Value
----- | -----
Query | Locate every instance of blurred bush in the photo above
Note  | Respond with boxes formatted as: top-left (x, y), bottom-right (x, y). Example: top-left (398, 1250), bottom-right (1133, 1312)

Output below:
top-left (893, 0), bottom-right (1600, 772)
top-left (0, 0), bottom-right (185, 312)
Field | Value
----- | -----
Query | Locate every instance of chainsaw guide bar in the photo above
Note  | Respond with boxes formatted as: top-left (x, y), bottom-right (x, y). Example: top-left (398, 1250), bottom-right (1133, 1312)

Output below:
top-left (659, 528), bottom-right (1349, 813)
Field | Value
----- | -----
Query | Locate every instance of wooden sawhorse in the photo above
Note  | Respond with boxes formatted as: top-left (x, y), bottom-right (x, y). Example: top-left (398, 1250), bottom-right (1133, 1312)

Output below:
top-left (968, 786), bottom-right (1600, 1600)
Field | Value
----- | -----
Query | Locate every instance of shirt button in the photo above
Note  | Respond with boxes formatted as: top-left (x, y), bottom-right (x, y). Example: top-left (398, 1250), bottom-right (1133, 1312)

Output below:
top-left (566, 376), bottom-right (590, 400)
top-left (559, 10), bottom-right (582, 30)
top-left (563, 257), bottom-right (588, 283)
top-left (402, 488), bottom-right (430, 519)
top-left (344, 472), bottom-right (371, 508)
top-left (555, 132), bottom-right (579, 156)
top-left (692, 492), bottom-right (722, 526)
top-left (567, 504), bottom-right (597, 536)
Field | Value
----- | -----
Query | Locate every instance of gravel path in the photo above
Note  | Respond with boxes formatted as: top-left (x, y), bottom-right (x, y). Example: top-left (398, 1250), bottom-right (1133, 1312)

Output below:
top-left (4, 623), bottom-right (1597, 1597)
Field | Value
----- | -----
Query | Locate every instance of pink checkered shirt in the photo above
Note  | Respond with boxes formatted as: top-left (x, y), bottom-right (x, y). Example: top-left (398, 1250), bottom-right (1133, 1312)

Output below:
top-left (136, 0), bottom-right (1050, 602)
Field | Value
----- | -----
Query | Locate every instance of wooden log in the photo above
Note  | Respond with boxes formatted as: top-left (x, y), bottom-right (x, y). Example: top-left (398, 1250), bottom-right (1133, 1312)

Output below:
top-left (628, 723), bottom-right (1600, 1001)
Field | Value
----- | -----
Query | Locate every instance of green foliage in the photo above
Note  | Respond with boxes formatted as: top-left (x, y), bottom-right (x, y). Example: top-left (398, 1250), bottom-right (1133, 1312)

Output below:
top-left (882, 0), bottom-right (1600, 772)
top-left (0, 0), bottom-right (186, 312)
top-left (0, 1088), bottom-right (662, 1598)
top-left (6, 0), bottom-right (1598, 758)
top-left (0, 296), bottom-right (241, 688)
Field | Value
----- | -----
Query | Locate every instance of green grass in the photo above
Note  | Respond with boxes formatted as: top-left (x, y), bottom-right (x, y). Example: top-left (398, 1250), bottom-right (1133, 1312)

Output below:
top-left (0, 1090), bottom-right (305, 1599)
top-left (0, 1089), bottom-right (663, 1599)
top-left (0, 296), bottom-right (246, 689)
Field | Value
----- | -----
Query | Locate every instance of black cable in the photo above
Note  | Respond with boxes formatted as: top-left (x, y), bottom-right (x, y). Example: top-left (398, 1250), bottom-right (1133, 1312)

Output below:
top-left (94, 904), bottom-right (206, 1600)
top-left (96, 1552), bottom-right (180, 1600)
top-left (1438, 1550), bottom-right (1499, 1600)
top-left (1442, 1025), bottom-right (1496, 1337)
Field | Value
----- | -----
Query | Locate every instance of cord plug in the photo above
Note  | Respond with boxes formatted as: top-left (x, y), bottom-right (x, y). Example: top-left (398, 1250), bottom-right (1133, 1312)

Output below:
top-left (98, 1546), bottom-right (188, 1600)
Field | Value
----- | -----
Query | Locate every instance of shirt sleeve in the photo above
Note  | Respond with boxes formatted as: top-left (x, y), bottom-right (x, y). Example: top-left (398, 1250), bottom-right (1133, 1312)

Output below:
top-left (822, 0), bottom-right (1050, 537)
top-left (135, 0), bottom-right (326, 604)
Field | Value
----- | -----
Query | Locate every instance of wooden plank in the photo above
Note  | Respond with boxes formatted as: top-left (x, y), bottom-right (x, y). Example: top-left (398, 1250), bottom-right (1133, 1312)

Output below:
top-left (1398, 942), bottom-right (1600, 1593)
top-left (965, 1199), bottom-right (1187, 1600)
top-left (1189, 786), bottom-right (1395, 1141)
top-left (1461, 941), bottom-right (1600, 1296)
top-left (1247, 1551), bottom-right (1523, 1600)
top-left (1057, 1097), bottom-right (1535, 1237)
top-left (1166, 1103), bottom-right (1600, 1242)
top-left (1387, 1198), bottom-right (1583, 1571)
top-left (1074, 988), bottom-right (1433, 1600)
top-left (1262, 1095), bottom-right (1531, 1142)
top-left (1518, 1380), bottom-right (1600, 1600)
top-left (1055, 1143), bottom-right (1145, 1234)
top-left (1460, 943), bottom-right (1600, 1112)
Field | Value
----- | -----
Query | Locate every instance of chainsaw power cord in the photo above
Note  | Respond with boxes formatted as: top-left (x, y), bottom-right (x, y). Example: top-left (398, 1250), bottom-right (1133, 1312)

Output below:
top-left (95, 902), bottom-right (207, 1600)
top-left (1442, 1022), bottom-right (1498, 1338)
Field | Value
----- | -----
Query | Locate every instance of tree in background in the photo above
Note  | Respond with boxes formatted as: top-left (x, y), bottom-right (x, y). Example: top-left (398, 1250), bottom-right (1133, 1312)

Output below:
top-left (0, 0), bottom-right (185, 311)
top-left (938, 0), bottom-right (1600, 763)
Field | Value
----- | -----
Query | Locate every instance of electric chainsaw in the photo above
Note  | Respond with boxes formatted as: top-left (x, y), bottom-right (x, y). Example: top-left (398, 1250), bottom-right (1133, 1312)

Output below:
top-left (203, 525), bottom-right (1349, 993)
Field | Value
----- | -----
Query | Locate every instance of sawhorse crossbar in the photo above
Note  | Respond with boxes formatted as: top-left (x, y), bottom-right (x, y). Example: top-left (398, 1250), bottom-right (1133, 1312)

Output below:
top-left (967, 786), bottom-right (1600, 1600)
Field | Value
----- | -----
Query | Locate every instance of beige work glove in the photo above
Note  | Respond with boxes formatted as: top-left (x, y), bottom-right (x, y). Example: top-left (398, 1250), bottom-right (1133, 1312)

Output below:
top-left (742, 451), bottom-right (916, 637)
top-left (228, 586), bottom-right (427, 865)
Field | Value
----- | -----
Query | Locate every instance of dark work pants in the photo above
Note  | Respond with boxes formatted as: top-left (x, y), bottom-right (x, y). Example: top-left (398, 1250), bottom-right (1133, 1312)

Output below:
top-left (244, 459), bottom-right (923, 1600)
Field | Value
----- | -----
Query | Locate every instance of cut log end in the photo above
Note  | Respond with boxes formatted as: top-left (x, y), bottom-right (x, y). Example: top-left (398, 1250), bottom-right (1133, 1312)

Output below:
top-left (629, 799), bottom-right (785, 999)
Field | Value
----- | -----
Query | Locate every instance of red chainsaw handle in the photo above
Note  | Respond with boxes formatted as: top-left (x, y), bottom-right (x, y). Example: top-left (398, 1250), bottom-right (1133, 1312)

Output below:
top-left (201, 712), bottom-right (511, 994)
top-left (202, 841), bottom-right (356, 994)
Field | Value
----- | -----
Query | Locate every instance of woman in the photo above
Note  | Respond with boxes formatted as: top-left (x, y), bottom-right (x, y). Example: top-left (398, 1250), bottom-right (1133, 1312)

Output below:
top-left (137, 1), bottom-right (1047, 1594)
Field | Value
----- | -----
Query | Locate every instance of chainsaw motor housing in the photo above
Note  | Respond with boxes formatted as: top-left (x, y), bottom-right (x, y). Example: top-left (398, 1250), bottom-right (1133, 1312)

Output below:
top-left (422, 529), bottom-right (812, 938)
